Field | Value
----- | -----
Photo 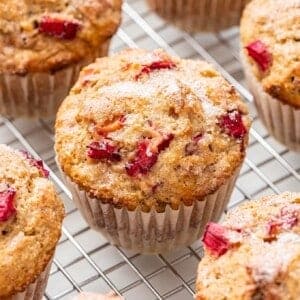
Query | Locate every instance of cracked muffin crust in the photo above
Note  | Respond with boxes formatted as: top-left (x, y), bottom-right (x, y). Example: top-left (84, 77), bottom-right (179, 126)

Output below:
top-left (196, 192), bottom-right (300, 300)
top-left (0, 0), bottom-right (122, 74)
top-left (55, 48), bottom-right (251, 213)
top-left (241, 0), bottom-right (300, 108)
top-left (0, 144), bottom-right (64, 298)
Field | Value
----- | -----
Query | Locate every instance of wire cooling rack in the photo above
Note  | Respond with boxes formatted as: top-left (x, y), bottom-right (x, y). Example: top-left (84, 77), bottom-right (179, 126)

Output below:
top-left (1, 0), bottom-right (299, 299)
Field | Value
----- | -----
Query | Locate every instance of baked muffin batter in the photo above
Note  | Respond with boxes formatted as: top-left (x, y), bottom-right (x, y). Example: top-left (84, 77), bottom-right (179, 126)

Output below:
top-left (0, 0), bottom-right (122, 74)
top-left (0, 144), bottom-right (64, 297)
top-left (55, 48), bottom-right (251, 212)
top-left (196, 192), bottom-right (300, 300)
top-left (241, 0), bottom-right (300, 107)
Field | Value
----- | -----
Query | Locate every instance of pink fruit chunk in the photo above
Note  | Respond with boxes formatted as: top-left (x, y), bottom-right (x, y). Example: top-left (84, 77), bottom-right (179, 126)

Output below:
top-left (267, 205), bottom-right (299, 236)
top-left (245, 40), bottom-right (272, 72)
top-left (39, 16), bottom-right (81, 40)
top-left (20, 151), bottom-right (49, 178)
top-left (219, 110), bottom-right (247, 139)
top-left (126, 134), bottom-right (174, 177)
top-left (0, 187), bottom-right (16, 222)
top-left (157, 133), bottom-right (174, 152)
top-left (87, 140), bottom-right (121, 161)
top-left (125, 140), bottom-right (158, 177)
top-left (202, 222), bottom-right (230, 257)
top-left (135, 60), bottom-right (176, 80)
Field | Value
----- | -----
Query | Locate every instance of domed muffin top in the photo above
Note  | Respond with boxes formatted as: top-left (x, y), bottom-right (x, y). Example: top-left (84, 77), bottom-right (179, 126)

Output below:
top-left (196, 192), bottom-right (300, 300)
top-left (0, 144), bottom-right (64, 297)
top-left (241, 0), bottom-right (300, 107)
top-left (55, 48), bottom-right (251, 212)
top-left (0, 0), bottom-right (121, 74)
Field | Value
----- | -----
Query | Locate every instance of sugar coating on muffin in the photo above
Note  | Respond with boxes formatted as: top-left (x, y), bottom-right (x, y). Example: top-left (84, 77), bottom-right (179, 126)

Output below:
top-left (240, 0), bottom-right (300, 107)
top-left (55, 48), bottom-right (251, 212)
top-left (196, 192), bottom-right (300, 300)
top-left (0, 0), bottom-right (122, 74)
top-left (0, 144), bottom-right (64, 297)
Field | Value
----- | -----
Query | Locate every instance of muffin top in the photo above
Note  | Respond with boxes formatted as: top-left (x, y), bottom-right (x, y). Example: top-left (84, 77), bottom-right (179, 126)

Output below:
top-left (0, 144), bottom-right (64, 297)
top-left (0, 0), bottom-right (121, 74)
top-left (196, 192), bottom-right (300, 300)
top-left (55, 48), bottom-right (251, 212)
top-left (240, 0), bottom-right (300, 108)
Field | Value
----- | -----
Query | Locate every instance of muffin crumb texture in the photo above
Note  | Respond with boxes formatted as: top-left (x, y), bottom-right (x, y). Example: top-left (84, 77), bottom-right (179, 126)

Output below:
top-left (55, 48), bottom-right (251, 212)
top-left (241, 0), bottom-right (300, 107)
top-left (0, 0), bottom-right (122, 73)
top-left (0, 144), bottom-right (64, 297)
top-left (196, 192), bottom-right (300, 300)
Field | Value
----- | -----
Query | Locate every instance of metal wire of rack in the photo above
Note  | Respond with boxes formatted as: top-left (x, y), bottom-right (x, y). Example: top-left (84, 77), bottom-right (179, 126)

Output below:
top-left (0, 0), bottom-right (299, 299)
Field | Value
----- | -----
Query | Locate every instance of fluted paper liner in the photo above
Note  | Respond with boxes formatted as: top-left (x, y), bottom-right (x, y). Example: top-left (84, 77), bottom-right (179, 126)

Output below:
top-left (62, 168), bottom-right (240, 254)
top-left (0, 40), bottom-right (110, 119)
top-left (11, 257), bottom-right (52, 300)
top-left (147, 0), bottom-right (250, 32)
top-left (242, 54), bottom-right (300, 152)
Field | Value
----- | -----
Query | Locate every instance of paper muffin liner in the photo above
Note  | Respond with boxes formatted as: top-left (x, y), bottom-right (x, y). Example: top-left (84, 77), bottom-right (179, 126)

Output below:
top-left (242, 54), bottom-right (300, 152)
top-left (147, 0), bottom-right (250, 32)
top-left (61, 167), bottom-right (240, 254)
top-left (0, 40), bottom-right (110, 119)
top-left (11, 257), bottom-right (53, 300)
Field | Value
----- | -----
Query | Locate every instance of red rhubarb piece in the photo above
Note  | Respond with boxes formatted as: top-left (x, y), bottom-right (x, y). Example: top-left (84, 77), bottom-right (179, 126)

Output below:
top-left (245, 40), bottom-right (272, 72)
top-left (20, 151), bottom-right (49, 178)
top-left (135, 60), bottom-right (176, 80)
top-left (126, 132), bottom-right (174, 177)
top-left (87, 140), bottom-right (121, 161)
top-left (219, 110), bottom-right (247, 139)
top-left (157, 133), bottom-right (174, 152)
top-left (202, 222), bottom-right (230, 257)
top-left (0, 187), bottom-right (16, 222)
top-left (39, 16), bottom-right (81, 40)
top-left (125, 139), bottom-right (158, 177)
top-left (267, 205), bottom-right (299, 236)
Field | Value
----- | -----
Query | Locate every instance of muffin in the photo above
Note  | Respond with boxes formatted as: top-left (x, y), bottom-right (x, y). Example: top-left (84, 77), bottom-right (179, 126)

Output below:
top-left (196, 192), bottom-right (300, 299)
top-left (147, 0), bottom-right (250, 32)
top-left (55, 48), bottom-right (251, 253)
top-left (0, 0), bottom-right (121, 118)
top-left (0, 144), bottom-right (64, 299)
top-left (241, 0), bottom-right (300, 152)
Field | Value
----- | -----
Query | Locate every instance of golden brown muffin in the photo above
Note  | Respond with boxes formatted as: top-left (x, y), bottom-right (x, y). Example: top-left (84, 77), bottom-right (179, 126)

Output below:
top-left (240, 0), bottom-right (300, 108)
top-left (0, 0), bottom-right (122, 74)
top-left (0, 0), bottom-right (122, 118)
top-left (55, 48), bottom-right (251, 212)
top-left (196, 192), bottom-right (300, 300)
top-left (55, 48), bottom-right (251, 253)
top-left (0, 144), bottom-right (64, 298)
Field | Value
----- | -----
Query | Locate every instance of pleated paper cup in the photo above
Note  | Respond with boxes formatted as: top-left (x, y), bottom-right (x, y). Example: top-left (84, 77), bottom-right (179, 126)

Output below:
top-left (242, 54), bottom-right (300, 152)
top-left (62, 168), bottom-right (240, 254)
top-left (0, 40), bottom-right (110, 119)
top-left (11, 258), bottom-right (52, 300)
top-left (147, 0), bottom-right (250, 32)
